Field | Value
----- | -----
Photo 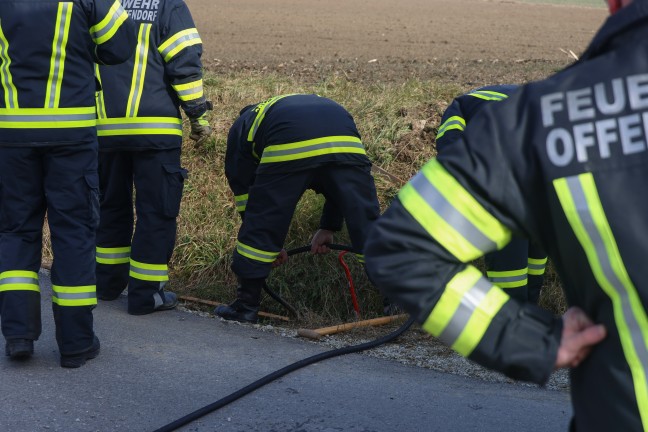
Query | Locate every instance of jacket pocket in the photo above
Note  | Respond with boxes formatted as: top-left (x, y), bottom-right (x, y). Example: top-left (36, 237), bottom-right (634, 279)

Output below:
top-left (84, 170), bottom-right (100, 229)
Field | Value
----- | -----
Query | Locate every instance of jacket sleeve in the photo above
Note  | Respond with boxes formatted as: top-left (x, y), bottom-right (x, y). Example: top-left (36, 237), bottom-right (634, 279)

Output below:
top-left (435, 97), bottom-right (466, 153)
top-left (88, 0), bottom-right (137, 65)
top-left (158, 1), bottom-right (208, 118)
top-left (225, 125), bottom-right (258, 220)
top-left (364, 96), bottom-right (562, 385)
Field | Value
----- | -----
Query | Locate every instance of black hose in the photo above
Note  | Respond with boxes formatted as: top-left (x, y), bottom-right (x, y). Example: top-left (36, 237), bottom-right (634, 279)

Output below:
top-left (152, 315), bottom-right (416, 432)
top-left (263, 243), bottom-right (355, 317)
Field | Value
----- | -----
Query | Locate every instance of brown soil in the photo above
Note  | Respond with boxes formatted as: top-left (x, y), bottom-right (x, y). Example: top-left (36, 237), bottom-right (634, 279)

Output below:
top-left (189, 0), bottom-right (607, 85)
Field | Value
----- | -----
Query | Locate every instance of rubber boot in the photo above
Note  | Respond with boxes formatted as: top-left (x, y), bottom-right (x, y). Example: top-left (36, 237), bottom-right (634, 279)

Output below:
top-left (214, 278), bottom-right (264, 323)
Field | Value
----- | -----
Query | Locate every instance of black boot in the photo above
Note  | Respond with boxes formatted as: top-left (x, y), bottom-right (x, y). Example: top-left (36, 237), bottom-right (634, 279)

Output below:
top-left (214, 278), bottom-right (263, 323)
top-left (5, 338), bottom-right (34, 360)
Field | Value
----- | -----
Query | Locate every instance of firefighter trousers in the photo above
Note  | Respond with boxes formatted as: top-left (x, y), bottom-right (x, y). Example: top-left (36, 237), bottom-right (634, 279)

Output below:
top-left (0, 142), bottom-right (98, 355)
top-left (485, 239), bottom-right (547, 304)
top-left (96, 148), bottom-right (187, 314)
top-left (232, 165), bottom-right (380, 281)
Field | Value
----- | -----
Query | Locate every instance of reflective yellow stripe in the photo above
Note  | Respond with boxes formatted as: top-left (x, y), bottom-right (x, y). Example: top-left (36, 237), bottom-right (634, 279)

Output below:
top-left (129, 259), bottom-right (169, 282)
top-left (45, 2), bottom-right (72, 109)
top-left (52, 285), bottom-right (97, 306)
top-left (158, 28), bottom-right (201, 62)
top-left (436, 116), bottom-right (465, 140)
top-left (260, 136), bottom-right (366, 164)
top-left (0, 107), bottom-right (95, 128)
top-left (96, 246), bottom-right (131, 265)
top-left (0, 21), bottom-right (18, 108)
top-left (236, 241), bottom-right (279, 263)
top-left (0, 270), bottom-right (40, 292)
top-left (172, 79), bottom-right (204, 102)
top-left (90, 0), bottom-right (129, 45)
top-left (468, 90), bottom-right (509, 101)
top-left (97, 116), bottom-right (182, 136)
top-left (247, 94), bottom-right (299, 142)
top-left (487, 268), bottom-right (528, 288)
top-left (95, 65), bottom-right (106, 119)
top-left (423, 266), bottom-right (509, 356)
top-left (355, 253), bottom-right (365, 264)
top-left (399, 159), bottom-right (511, 262)
top-left (555, 173), bottom-right (648, 428)
top-left (126, 24), bottom-right (152, 117)
top-left (235, 193), bottom-right (248, 212)
top-left (528, 257), bottom-right (548, 276)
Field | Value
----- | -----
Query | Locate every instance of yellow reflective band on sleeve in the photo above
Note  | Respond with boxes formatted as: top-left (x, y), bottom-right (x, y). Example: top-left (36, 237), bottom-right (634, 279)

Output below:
top-left (234, 193), bottom-right (248, 212)
top-left (96, 116), bottom-right (182, 136)
top-left (0, 270), bottom-right (40, 292)
top-left (52, 285), bottom-right (97, 307)
top-left (129, 259), bottom-right (169, 282)
top-left (45, 2), bottom-right (72, 109)
top-left (398, 159), bottom-right (511, 263)
top-left (528, 257), bottom-right (548, 276)
top-left (0, 21), bottom-right (18, 109)
top-left (96, 246), bottom-right (131, 265)
top-left (95, 65), bottom-right (106, 119)
top-left (236, 241), bottom-right (280, 263)
top-left (247, 94), bottom-right (299, 142)
top-left (436, 116), bottom-right (465, 140)
top-left (468, 90), bottom-right (509, 101)
top-left (126, 24), bottom-right (152, 117)
top-left (158, 28), bottom-right (202, 62)
top-left (260, 136), bottom-right (366, 164)
top-left (172, 80), bottom-right (204, 102)
top-left (0, 107), bottom-right (96, 128)
top-left (486, 268), bottom-right (528, 288)
top-left (555, 173), bottom-right (648, 429)
top-left (355, 253), bottom-right (365, 264)
top-left (423, 266), bottom-right (509, 357)
top-left (90, 0), bottom-right (129, 45)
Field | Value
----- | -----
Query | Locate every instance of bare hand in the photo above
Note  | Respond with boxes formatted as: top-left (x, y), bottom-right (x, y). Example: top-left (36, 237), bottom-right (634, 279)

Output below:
top-left (271, 249), bottom-right (288, 268)
top-left (310, 229), bottom-right (335, 255)
top-left (555, 306), bottom-right (606, 369)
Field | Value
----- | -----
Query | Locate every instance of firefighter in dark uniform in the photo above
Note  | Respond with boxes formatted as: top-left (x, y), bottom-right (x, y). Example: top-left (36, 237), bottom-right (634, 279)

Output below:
top-left (215, 94), bottom-right (381, 323)
top-left (94, 0), bottom-right (212, 315)
top-left (0, 0), bottom-right (135, 367)
top-left (436, 84), bottom-right (548, 304)
top-left (365, 0), bottom-right (648, 430)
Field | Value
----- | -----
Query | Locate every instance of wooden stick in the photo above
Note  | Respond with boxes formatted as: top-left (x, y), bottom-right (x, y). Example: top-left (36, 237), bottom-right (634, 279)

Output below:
top-left (178, 295), bottom-right (290, 322)
top-left (371, 165), bottom-right (406, 185)
top-left (297, 314), bottom-right (408, 340)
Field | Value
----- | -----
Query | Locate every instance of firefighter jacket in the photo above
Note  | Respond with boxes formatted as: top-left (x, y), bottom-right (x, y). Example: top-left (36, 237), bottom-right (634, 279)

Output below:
top-left (0, 0), bottom-right (136, 146)
top-left (225, 93), bottom-right (372, 229)
top-left (95, 0), bottom-right (207, 151)
top-left (435, 84), bottom-right (519, 153)
top-left (364, 2), bottom-right (648, 431)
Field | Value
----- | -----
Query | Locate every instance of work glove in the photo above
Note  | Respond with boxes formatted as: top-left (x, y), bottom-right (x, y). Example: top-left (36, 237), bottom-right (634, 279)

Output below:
top-left (189, 112), bottom-right (212, 146)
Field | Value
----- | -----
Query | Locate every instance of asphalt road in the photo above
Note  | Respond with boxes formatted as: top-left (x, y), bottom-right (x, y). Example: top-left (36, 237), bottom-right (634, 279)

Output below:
top-left (0, 270), bottom-right (572, 432)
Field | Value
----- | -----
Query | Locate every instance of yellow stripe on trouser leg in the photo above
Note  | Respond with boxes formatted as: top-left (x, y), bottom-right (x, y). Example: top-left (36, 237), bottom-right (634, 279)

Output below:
top-left (0, 270), bottom-right (40, 292)
top-left (52, 285), bottom-right (97, 306)
top-left (129, 259), bottom-right (169, 282)
top-left (96, 246), bottom-right (131, 265)
top-left (236, 241), bottom-right (280, 263)
top-left (487, 268), bottom-right (528, 288)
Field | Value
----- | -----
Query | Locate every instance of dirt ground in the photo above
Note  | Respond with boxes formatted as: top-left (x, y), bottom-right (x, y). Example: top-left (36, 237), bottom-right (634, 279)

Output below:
top-left (189, 0), bottom-right (607, 85)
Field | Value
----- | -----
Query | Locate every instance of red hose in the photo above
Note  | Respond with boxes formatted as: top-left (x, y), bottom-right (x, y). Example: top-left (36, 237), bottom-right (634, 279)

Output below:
top-left (338, 251), bottom-right (360, 318)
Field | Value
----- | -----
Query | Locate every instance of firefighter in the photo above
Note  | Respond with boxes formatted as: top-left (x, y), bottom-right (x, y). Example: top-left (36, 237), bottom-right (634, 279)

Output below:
top-left (436, 84), bottom-right (548, 304)
top-left (94, 0), bottom-right (212, 315)
top-left (215, 94), bottom-right (380, 323)
top-left (0, 0), bottom-right (136, 367)
top-left (364, 0), bottom-right (648, 430)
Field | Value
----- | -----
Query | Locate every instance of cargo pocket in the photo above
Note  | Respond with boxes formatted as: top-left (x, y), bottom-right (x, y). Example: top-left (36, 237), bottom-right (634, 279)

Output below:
top-left (162, 164), bottom-right (188, 218)
top-left (84, 171), bottom-right (100, 229)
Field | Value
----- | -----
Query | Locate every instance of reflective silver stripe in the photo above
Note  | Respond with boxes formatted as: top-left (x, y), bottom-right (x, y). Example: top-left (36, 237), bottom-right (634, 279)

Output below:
top-left (130, 266), bottom-right (168, 277)
top-left (127, 24), bottom-right (151, 117)
top-left (97, 122), bottom-right (182, 131)
top-left (438, 276), bottom-right (493, 346)
top-left (47, 3), bottom-right (72, 108)
top-left (96, 251), bottom-right (130, 260)
top-left (160, 32), bottom-right (200, 59)
top-left (438, 118), bottom-right (465, 135)
top-left (236, 241), bottom-right (278, 262)
top-left (261, 140), bottom-right (364, 159)
top-left (0, 113), bottom-right (94, 122)
top-left (92, 4), bottom-right (126, 42)
top-left (53, 292), bottom-right (96, 301)
top-left (566, 176), bottom-right (648, 374)
top-left (176, 86), bottom-right (202, 99)
top-left (0, 277), bottom-right (38, 285)
top-left (528, 263), bottom-right (546, 271)
top-left (409, 171), bottom-right (498, 254)
top-left (488, 275), bottom-right (527, 284)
